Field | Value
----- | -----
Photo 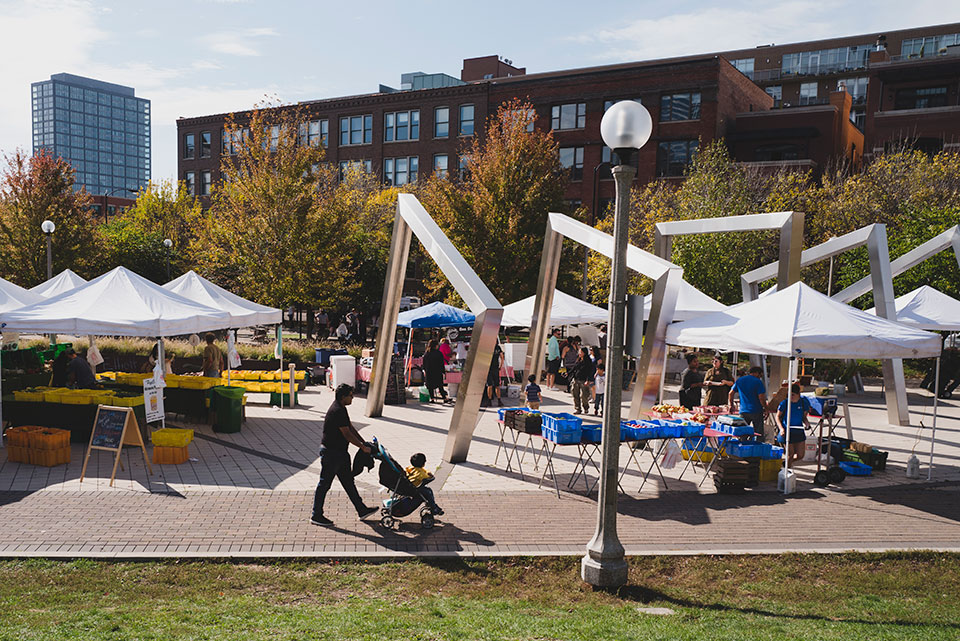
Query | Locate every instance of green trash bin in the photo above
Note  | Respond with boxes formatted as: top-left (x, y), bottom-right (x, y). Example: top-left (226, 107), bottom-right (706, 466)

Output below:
top-left (269, 391), bottom-right (298, 407)
top-left (211, 386), bottom-right (245, 433)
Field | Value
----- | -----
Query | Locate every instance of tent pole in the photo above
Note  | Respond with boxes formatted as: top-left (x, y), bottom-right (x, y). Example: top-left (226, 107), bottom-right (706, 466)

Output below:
top-left (158, 337), bottom-right (167, 430)
top-left (405, 330), bottom-right (413, 387)
top-left (226, 330), bottom-right (232, 387)
top-left (0, 349), bottom-right (4, 448)
top-left (782, 357), bottom-right (793, 492)
top-left (929, 356), bottom-right (940, 481)
top-left (277, 325), bottom-right (283, 408)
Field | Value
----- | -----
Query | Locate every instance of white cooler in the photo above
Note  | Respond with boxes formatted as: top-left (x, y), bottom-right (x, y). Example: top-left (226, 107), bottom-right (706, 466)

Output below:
top-left (329, 355), bottom-right (356, 389)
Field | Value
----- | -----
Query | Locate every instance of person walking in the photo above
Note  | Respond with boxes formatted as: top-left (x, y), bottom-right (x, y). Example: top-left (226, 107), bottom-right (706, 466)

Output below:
top-left (201, 333), bottom-right (222, 379)
top-left (729, 366), bottom-right (769, 442)
top-left (484, 341), bottom-right (505, 407)
top-left (678, 353), bottom-right (704, 410)
top-left (545, 328), bottom-right (562, 391)
top-left (423, 339), bottom-right (449, 403)
top-left (568, 347), bottom-right (596, 415)
top-left (315, 308), bottom-right (329, 339)
top-left (311, 384), bottom-right (378, 526)
top-left (561, 336), bottom-right (581, 392)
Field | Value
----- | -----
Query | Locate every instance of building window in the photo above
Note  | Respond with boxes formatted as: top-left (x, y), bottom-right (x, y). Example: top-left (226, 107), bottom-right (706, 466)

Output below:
top-left (799, 82), bottom-right (819, 105)
top-left (268, 125), bottom-right (280, 152)
top-left (184, 171), bottom-right (195, 195)
top-left (894, 86), bottom-right (948, 110)
top-left (781, 44), bottom-right (872, 76)
top-left (459, 104), bottom-right (475, 136)
top-left (221, 127), bottom-right (248, 155)
top-left (384, 110), bottom-right (420, 142)
top-left (183, 133), bottom-right (195, 159)
top-left (338, 159), bottom-right (372, 179)
top-left (200, 170), bottom-right (212, 196)
top-left (755, 144), bottom-right (802, 162)
top-left (765, 86), bottom-right (782, 108)
top-left (656, 140), bottom-right (699, 177)
top-left (434, 107), bottom-right (449, 138)
top-left (660, 92), bottom-right (701, 121)
top-left (433, 154), bottom-right (448, 178)
top-left (559, 147), bottom-right (584, 181)
top-left (300, 120), bottom-right (328, 147)
top-left (458, 155), bottom-right (470, 180)
top-left (340, 115), bottom-right (373, 146)
top-left (837, 77), bottom-right (868, 104)
top-left (200, 131), bottom-right (211, 157)
top-left (383, 156), bottom-right (419, 186)
top-left (551, 103), bottom-right (586, 130)
top-left (731, 58), bottom-right (755, 79)
top-left (902, 34), bottom-right (960, 58)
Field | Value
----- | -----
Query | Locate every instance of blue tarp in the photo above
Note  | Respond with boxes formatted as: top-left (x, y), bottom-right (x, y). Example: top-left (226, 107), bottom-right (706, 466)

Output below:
top-left (397, 302), bottom-right (475, 328)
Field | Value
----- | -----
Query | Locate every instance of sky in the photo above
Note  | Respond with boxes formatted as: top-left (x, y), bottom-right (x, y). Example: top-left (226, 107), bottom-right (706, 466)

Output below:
top-left (2, 0), bottom-right (959, 184)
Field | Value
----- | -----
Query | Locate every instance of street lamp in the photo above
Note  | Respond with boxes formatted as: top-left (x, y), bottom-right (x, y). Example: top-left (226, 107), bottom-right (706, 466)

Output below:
top-left (102, 187), bottom-right (137, 224)
top-left (41, 219), bottom-right (56, 280)
top-left (163, 238), bottom-right (173, 281)
top-left (582, 100), bottom-right (652, 589)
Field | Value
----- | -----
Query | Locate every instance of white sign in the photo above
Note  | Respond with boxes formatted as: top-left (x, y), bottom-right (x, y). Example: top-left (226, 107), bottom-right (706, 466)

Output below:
top-left (142, 378), bottom-right (164, 423)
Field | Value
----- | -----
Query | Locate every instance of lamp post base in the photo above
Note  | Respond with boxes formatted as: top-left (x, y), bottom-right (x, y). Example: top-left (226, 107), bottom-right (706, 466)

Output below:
top-left (581, 552), bottom-right (628, 588)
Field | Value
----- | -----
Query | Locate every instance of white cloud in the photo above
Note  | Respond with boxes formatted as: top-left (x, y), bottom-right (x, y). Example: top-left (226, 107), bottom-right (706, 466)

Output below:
top-left (204, 27), bottom-right (278, 57)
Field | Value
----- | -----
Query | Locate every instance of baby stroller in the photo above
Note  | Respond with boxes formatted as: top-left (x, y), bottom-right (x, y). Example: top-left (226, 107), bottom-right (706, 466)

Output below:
top-left (372, 438), bottom-right (438, 529)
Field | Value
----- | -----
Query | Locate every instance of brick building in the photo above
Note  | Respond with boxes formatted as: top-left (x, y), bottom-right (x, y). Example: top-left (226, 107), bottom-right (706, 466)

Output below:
top-left (177, 23), bottom-right (960, 216)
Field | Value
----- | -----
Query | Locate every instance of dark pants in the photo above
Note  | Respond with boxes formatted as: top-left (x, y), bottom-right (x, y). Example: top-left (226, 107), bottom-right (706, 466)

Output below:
top-left (594, 393), bottom-right (604, 414)
top-left (741, 412), bottom-right (766, 441)
top-left (418, 484), bottom-right (440, 511)
top-left (311, 447), bottom-right (367, 519)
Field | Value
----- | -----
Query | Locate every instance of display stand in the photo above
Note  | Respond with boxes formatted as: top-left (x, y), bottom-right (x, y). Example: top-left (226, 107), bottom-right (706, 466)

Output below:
top-left (80, 405), bottom-right (153, 487)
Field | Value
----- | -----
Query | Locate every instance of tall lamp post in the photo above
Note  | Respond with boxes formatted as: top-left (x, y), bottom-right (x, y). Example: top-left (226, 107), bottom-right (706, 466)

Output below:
top-left (102, 187), bottom-right (137, 224)
top-left (163, 238), bottom-right (173, 281)
top-left (581, 101), bottom-right (652, 588)
top-left (41, 219), bottom-right (56, 280)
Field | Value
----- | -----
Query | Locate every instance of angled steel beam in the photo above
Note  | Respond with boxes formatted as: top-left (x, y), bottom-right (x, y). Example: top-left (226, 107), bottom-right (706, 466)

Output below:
top-left (368, 194), bottom-right (503, 464)
top-left (833, 225), bottom-right (960, 304)
top-left (654, 211), bottom-right (805, 387)
top-left (527, 213), bottom-right (682, 420)
top-left (743, 223), bottom-right (909, 425)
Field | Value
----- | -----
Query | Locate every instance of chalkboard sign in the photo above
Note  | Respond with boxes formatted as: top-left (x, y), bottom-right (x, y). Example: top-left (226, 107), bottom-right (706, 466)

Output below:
top-left (90, 407), bottom-right (128, 449)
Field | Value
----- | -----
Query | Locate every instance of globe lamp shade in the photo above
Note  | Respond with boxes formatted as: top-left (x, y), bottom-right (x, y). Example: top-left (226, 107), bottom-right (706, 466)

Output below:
top-left (600, 101), bottom-right (653, 154)
top-left (41, 220), bottom-right (56, 234)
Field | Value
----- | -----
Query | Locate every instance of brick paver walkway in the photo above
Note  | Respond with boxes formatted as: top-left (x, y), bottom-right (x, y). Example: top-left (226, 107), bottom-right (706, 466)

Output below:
top-left (1, 383), bottom-right (958, 558)
top-left (0, 482), bottom-right (958, 557)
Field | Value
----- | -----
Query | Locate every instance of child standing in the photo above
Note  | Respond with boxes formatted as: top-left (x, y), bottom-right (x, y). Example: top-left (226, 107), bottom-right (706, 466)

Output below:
top-left (405, 453), bottom-right (443, 515)
top-left (593, 366), bottom-right (606, 416)
top-left (525, 374), bottom-right (542, 410)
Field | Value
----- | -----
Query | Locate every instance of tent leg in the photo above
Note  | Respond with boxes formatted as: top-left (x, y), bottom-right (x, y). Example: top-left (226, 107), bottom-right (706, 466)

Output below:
top-left (158, 337), bottom-right (166, 430)
top-left (929, 356), bottom-right (940, 481)
top-left (277, 325), bottom-right (283, 408)
top-left (782, 358), bottom-right (794, 494)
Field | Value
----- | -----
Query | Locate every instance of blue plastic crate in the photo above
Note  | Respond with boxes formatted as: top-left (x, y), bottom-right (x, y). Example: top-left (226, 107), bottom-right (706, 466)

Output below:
top-left (769, 446), bottom-right (784, 459)
top-left (581, 425), bottom-right (603, 443)
top-left (542, 425), bottom-right (582, 444)
top-left (839, 461), bottom-right (872, 476)
top-left (680, 423), bottom-right (705, 438)
top-left (623, 423), bottom-right (657, 440)
top-left (542, 412), bottom-right (583, 433)
top-left (654, 424), bottom-right (682, 439)
top-left (497, 407), bottom-right (527, 421)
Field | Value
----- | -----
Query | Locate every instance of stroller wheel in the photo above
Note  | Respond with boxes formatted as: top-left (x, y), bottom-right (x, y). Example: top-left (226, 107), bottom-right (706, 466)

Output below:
top-left (813, 470), bottom-right (830, 487)
top-left (420, 512), bottom-right (435, 529)
top-left (380, 516), bottom-right (395, 529)
top-left (828, 467), bottom-right (847, 484)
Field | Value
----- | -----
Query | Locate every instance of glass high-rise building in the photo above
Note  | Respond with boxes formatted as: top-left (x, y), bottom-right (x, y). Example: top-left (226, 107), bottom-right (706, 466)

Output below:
top-left (31, 73), bottom-right (150, 196)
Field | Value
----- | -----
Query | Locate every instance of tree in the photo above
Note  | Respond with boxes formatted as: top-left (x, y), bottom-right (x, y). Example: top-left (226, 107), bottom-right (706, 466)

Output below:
top-left (98, 217), bottom-right (169, 284)
top-left (195, 102), bottom-right (349, 309)
top-left (111, 179), bottom-right (204, 278)
top-left (0, 150), bottom-right (99, 285)
top-left (419, 99), bottom-right (573, 303)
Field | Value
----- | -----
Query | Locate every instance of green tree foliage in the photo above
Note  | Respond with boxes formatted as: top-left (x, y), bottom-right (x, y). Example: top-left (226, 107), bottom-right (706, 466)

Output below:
top-left (196, 103), bottom-right (349, 309)
top-left (98, 217), bottom-right (169, 283)
top-left (419, 100), bottom-right (572, 303)
top-left (0, 150), bottom-right (99, 286)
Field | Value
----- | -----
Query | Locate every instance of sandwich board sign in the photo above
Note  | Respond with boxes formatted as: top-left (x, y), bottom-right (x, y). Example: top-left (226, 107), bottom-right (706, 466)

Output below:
top-left (80, 405), bottom-right (153, 487)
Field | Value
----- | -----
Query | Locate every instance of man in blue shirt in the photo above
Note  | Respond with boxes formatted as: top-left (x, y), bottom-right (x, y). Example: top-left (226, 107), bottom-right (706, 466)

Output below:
top-left (729, 365), bottom-right (768, 441)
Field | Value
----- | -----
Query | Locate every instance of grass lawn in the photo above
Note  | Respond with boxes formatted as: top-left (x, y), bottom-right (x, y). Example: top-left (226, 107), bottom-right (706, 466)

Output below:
top-left (0, 553), bottom-right (957, 640)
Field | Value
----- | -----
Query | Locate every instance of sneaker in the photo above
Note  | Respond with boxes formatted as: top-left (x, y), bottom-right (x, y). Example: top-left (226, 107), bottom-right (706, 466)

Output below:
top-left (573, 409), bottom-right (581, 415)
top-left (358, 505), bottom-right (379, 519)
top-left (310, 515), bottom-right (334, 526)
top-left (431, 506), bottom-right (444, 516)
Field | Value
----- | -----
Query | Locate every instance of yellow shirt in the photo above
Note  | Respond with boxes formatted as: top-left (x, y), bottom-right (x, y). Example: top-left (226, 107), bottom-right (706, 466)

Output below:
top-left (405, 466), bottom-right (432, 487)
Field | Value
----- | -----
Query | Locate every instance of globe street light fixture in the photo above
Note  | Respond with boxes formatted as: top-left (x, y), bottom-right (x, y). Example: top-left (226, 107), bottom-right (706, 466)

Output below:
top-left (41, 219), bottom-right (56, 280)
top-left (582, 100), bottom-right (652, 588)
top-left (163, 238), bottom-right (173, 281)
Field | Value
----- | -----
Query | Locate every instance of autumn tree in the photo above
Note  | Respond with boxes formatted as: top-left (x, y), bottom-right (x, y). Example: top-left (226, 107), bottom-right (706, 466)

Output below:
top-left (195, 103), bottom-right (348, 309)
top-left (0, 150), bottom-right (100, 285)
top-left (419, 99), bottom-right (573, 303)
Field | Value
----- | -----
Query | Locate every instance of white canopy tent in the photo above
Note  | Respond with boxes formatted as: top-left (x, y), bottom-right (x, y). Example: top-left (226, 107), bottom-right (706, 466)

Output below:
top-left (665, 282), bottom-right (943, 485)
top-left (29, 269), bottom-right (87, 298)
top-left (642, 279), bottom-right (727, 321)
top-left (1, 267), bottom-right (231, 336)
top-left (163, 270), bottom-right (282, 327)
top-left (0, 277), bottom-right (45, 313)
top-left (500, 289), bottom-right (608, 327)
top-left (865, 285), bottom-right (960, 332)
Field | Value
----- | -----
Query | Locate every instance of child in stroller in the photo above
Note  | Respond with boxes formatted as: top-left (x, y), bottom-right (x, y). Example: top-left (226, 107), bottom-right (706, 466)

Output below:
top-left (372, 439), bottom-right (443, 529)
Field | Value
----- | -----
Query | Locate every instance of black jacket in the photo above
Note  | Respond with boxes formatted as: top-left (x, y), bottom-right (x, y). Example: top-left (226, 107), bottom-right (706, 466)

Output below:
top-left (569, 358), bottom-right (596, 383)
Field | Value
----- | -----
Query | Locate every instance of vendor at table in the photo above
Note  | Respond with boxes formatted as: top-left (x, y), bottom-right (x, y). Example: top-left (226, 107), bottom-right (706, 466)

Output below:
top-left (775, 383), bottom-right (812, 464)
top-left (703, 355), bottom-right (734, 406)
top-left (65, 348), bottom-right (98, 389)
top-left (729, 366), bottom-right (768, 441)
top-left (678, 353), bottom-right (704, 409)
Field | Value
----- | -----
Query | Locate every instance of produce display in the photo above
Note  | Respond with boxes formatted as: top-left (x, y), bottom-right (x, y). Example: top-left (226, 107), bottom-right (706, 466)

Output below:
top-left (651, 404), bottom-right (688, 417)
top-left (12, 386), bottom-right (144, 407)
